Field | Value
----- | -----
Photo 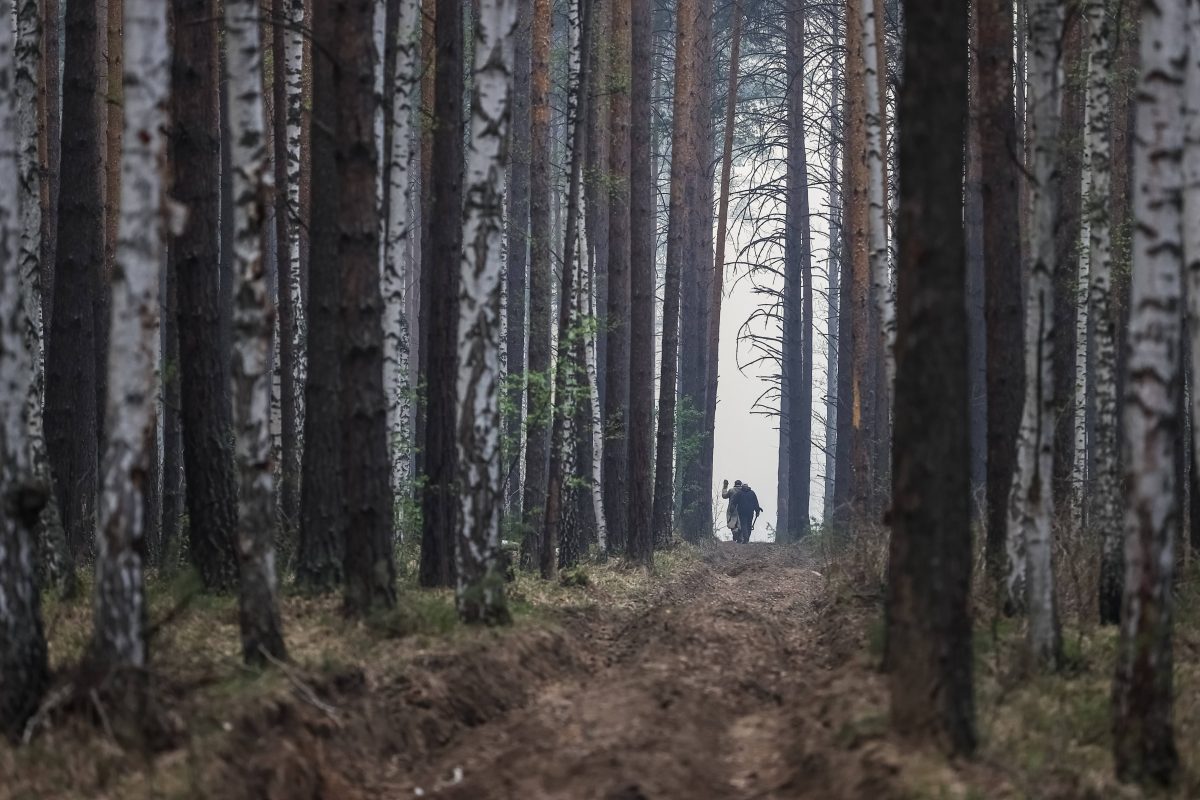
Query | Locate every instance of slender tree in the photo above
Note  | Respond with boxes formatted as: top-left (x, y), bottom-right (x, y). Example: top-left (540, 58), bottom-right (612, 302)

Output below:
top-left (272, 0), bottom-right (306, 540)
top-left (336, 0), bottom-right (398, 614)
top-left (779, 0), bottom-right (812, 543)
top-left (978, 0), bottom-right (1024, 587)
top-left (1113, 0), bottom-right (1186, 784)
top-left (519, 0), bottom-right (552, 569)
top-left (37, 0), bottom-right (59, 327)
top-left (92, 0), bottom-right (170, 672)
top-left (45, 0), bottom-right (103, 566)
top-left (225, 0), bottom-right (288, 661)
top-left (505, 0), bottom-right (532, 516)
top-left (624, 0), bottom-right (655, 566)
top-left (1084, 0), bottom-right (1121, 626)
top-left (298, 0), bottom-right (346, 591)
top-left (14, 0), bottom-right (67, 585)
top-left (0, 0), bottom-right (49, 735)
top-left (1006, 0), bottom-right (1064, 670)
top-left (458, 0), bottom-right (517, 621)
top-left (886, 0), bottom-right (974, 755)
top-left (419, 0), bottom-right (465, 587)
top-left (542, 0), bottom-right (592, 580)
top-left (170, 0), bottom-right (239, 590)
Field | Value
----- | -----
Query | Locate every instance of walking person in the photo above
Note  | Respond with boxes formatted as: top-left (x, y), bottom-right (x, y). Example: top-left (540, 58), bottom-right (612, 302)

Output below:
top-left (721, 479), bottom-right (743, 541)
top-left (733, 482), bottom-right (762, 543)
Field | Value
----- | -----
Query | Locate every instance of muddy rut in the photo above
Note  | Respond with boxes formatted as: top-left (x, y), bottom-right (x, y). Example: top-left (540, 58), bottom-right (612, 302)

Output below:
top-left (358, 543), bottom-right (892, 800)
top-left (215, 543), bottom-right (901, 800)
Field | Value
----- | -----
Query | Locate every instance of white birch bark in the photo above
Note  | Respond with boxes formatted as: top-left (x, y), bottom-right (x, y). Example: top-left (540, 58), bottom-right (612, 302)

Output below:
top-left (283, 0), bottom-right (305, 440)
top-left (92, 0), bottom-right (170, 669)
top-left (384, 0), bottom-right (420, 499)
top-left (13, 0), bottom-right (66, 582)
top-left (0, 0), bottom-right (48, 733)
top-left (1073, 145), bottom-right (1090, 532)
top-left (584, 202), bottom-right (608, 552)
top-left (225, 0), bottom-right (286, 663)
top-left (1114, 0), bottom-right (1186, 779)
top-left (1006, 0), bottom-right (1062, 668)
top-left (1083, 0), bottom-right (1121, 624)
top-left (457, 0), bottom-right (517, 624)
top-left (861, 0), bottom-right (892, 392)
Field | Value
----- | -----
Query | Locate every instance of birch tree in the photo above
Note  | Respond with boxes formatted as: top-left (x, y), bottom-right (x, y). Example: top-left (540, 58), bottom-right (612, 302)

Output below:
top-left (1006, 0), bottom-right (1063, 669)
top-left (0, 0), bottom-right (49, 735)
top-left (861, 0), bottom-right (892, 393)
top-left (1113, 0), bottom-right (1186, 783)
top-left (1083, 0), bottom-right (1121, 626)
top-left (273, 0), bottom-right (306, 535)
top-left (384, 0), bottom-right (421, 499)
top-left (542, 0), bottom-right (592, 579)
top-left (91, 0), bottom-right (170, 670)
top-left (225, 0), bottom-right (287, 664)
top-left (457, 0), bottom-right (516, 624)
top-left (14, 0), bottom-right (67, 585)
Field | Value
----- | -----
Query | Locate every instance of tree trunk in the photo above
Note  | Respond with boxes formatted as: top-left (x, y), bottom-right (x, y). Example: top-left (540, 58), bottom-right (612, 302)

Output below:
top-left (978, 0), bottom-right (1024, 589)
top-left (542, 0), bottom-right (592, 581)
top-left (37, 0), bottom-right (59, 328)
top-left (651, 0), bottom-right (697, 548)
top-left (224, 0), bottom-right (288, 662)
top-left (92, 0), bottom-right (170, 671)
top-left (1006, 0), bottom-right (1063, 669)
top-left (455, 0), bottom-right (516, 621)
top-left (1114, 0), bottom-right (1186, 783)
top-left (335, 0), bottom-right (398, 614)
top-left (1052, 10), bottom-right (1086, 513)
top-left (1083, 0), bottom-right (1120, 626)
top-left (14, 0), bottom-right (68, 588)
top-left (505, 0), bottom-right (531, 517)
top-left (844, 0), bottom-right (874, 520)
top-left (384, 0), bottom-right (420, 509)
top-left (0, 0), bottom-right (50, 734)
top-left (677, 0), bottom-right (715, 542)
top-left (272, 0), bottom-right (306, 544)
top-left (886, 0), bottom-right (974, 755)
top-left (45, 0), bottom-right (103, 566)
top-left (161, 233), bottom-right (183, 571)
top-left (96, 0), bottom-right (122, 452)
top-left (823, 38), bottom-right (842, 527)
top-left (861, 0), bottom-right (891, 398)
top-left (603, 0), bottom-right (632, 555)
top-left (519, 0), bottom-right (551, 570)
top-left (781, 0), bottom-right (811, 543)
top-left (624, 0), bottom-right (655, 568)
top-left (169, 0), bottom-right (239, 591)
top-left (418, 0), bottom-right (464, 588)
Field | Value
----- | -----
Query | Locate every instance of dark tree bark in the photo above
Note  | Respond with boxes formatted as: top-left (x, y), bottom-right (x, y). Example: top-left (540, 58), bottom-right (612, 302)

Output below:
top-left (1051, 9), bottom-right (1086, 510)
top-left (160, 259), bottom-right (183, 570)
top-left (652, 0), bottom-right (697, 547)
top-left (603, 0), bottom-right (632, 555)
top-left (169, 0), bottom-right (239, 591)
top-left (337, 0), bottom-right (397, 614)
top-left (886, 0), bottom-right (975, 755)
top-left (978, 0), bottom-right (1024, 587)
top-left (781, 0), bottom-right (812, 543)
top-left (586, 0), bottom-right (610, 421)
top-left (298, 0), bottom-right (345, 591)
top-left (96, 0), bottom-right (121, 451)
top-left (505, 0), bottom-right (531, 517)
top-left (676, 0), bottom-right (715, 542)
top-left (45, 0), bottom-right (103, 565)
top-left (38, 0), bottom-right (60, 326)
top-left (519, 0), bottom-right (551, 570)
top-left (624, 0), bottom-right (654, 567)
top-left (218, 41), bottom-right (235, 400)
top-left (843, 0), bottom-right (875, 521)
top-left (418, 0), bottom-right (464, 587)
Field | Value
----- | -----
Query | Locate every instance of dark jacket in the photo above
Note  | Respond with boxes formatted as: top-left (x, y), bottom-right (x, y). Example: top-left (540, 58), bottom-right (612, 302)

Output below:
top-left (734, 486), bottom-right (763, 519)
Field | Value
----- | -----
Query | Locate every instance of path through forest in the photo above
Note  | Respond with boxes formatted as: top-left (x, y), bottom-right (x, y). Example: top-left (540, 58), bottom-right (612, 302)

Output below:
top-left (351, 543), bottom-right (899, 799)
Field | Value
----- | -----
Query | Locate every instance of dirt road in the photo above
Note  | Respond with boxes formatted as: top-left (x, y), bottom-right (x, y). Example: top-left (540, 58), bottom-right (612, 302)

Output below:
top-left (363, 543), bottom-right (892, 800)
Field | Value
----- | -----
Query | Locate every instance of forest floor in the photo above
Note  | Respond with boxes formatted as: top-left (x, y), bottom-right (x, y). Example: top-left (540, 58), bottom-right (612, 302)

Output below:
top-left (7, 538), bottom-right (1200, 799)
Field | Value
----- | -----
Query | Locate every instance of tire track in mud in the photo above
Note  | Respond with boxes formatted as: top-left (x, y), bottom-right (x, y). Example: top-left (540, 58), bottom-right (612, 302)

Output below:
top-left (382, 543), bottom-right (845, 800)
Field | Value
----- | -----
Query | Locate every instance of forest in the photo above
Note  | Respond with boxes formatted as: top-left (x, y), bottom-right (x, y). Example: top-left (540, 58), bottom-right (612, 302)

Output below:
top-left (2, 0), bottom-right (1200, 796)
